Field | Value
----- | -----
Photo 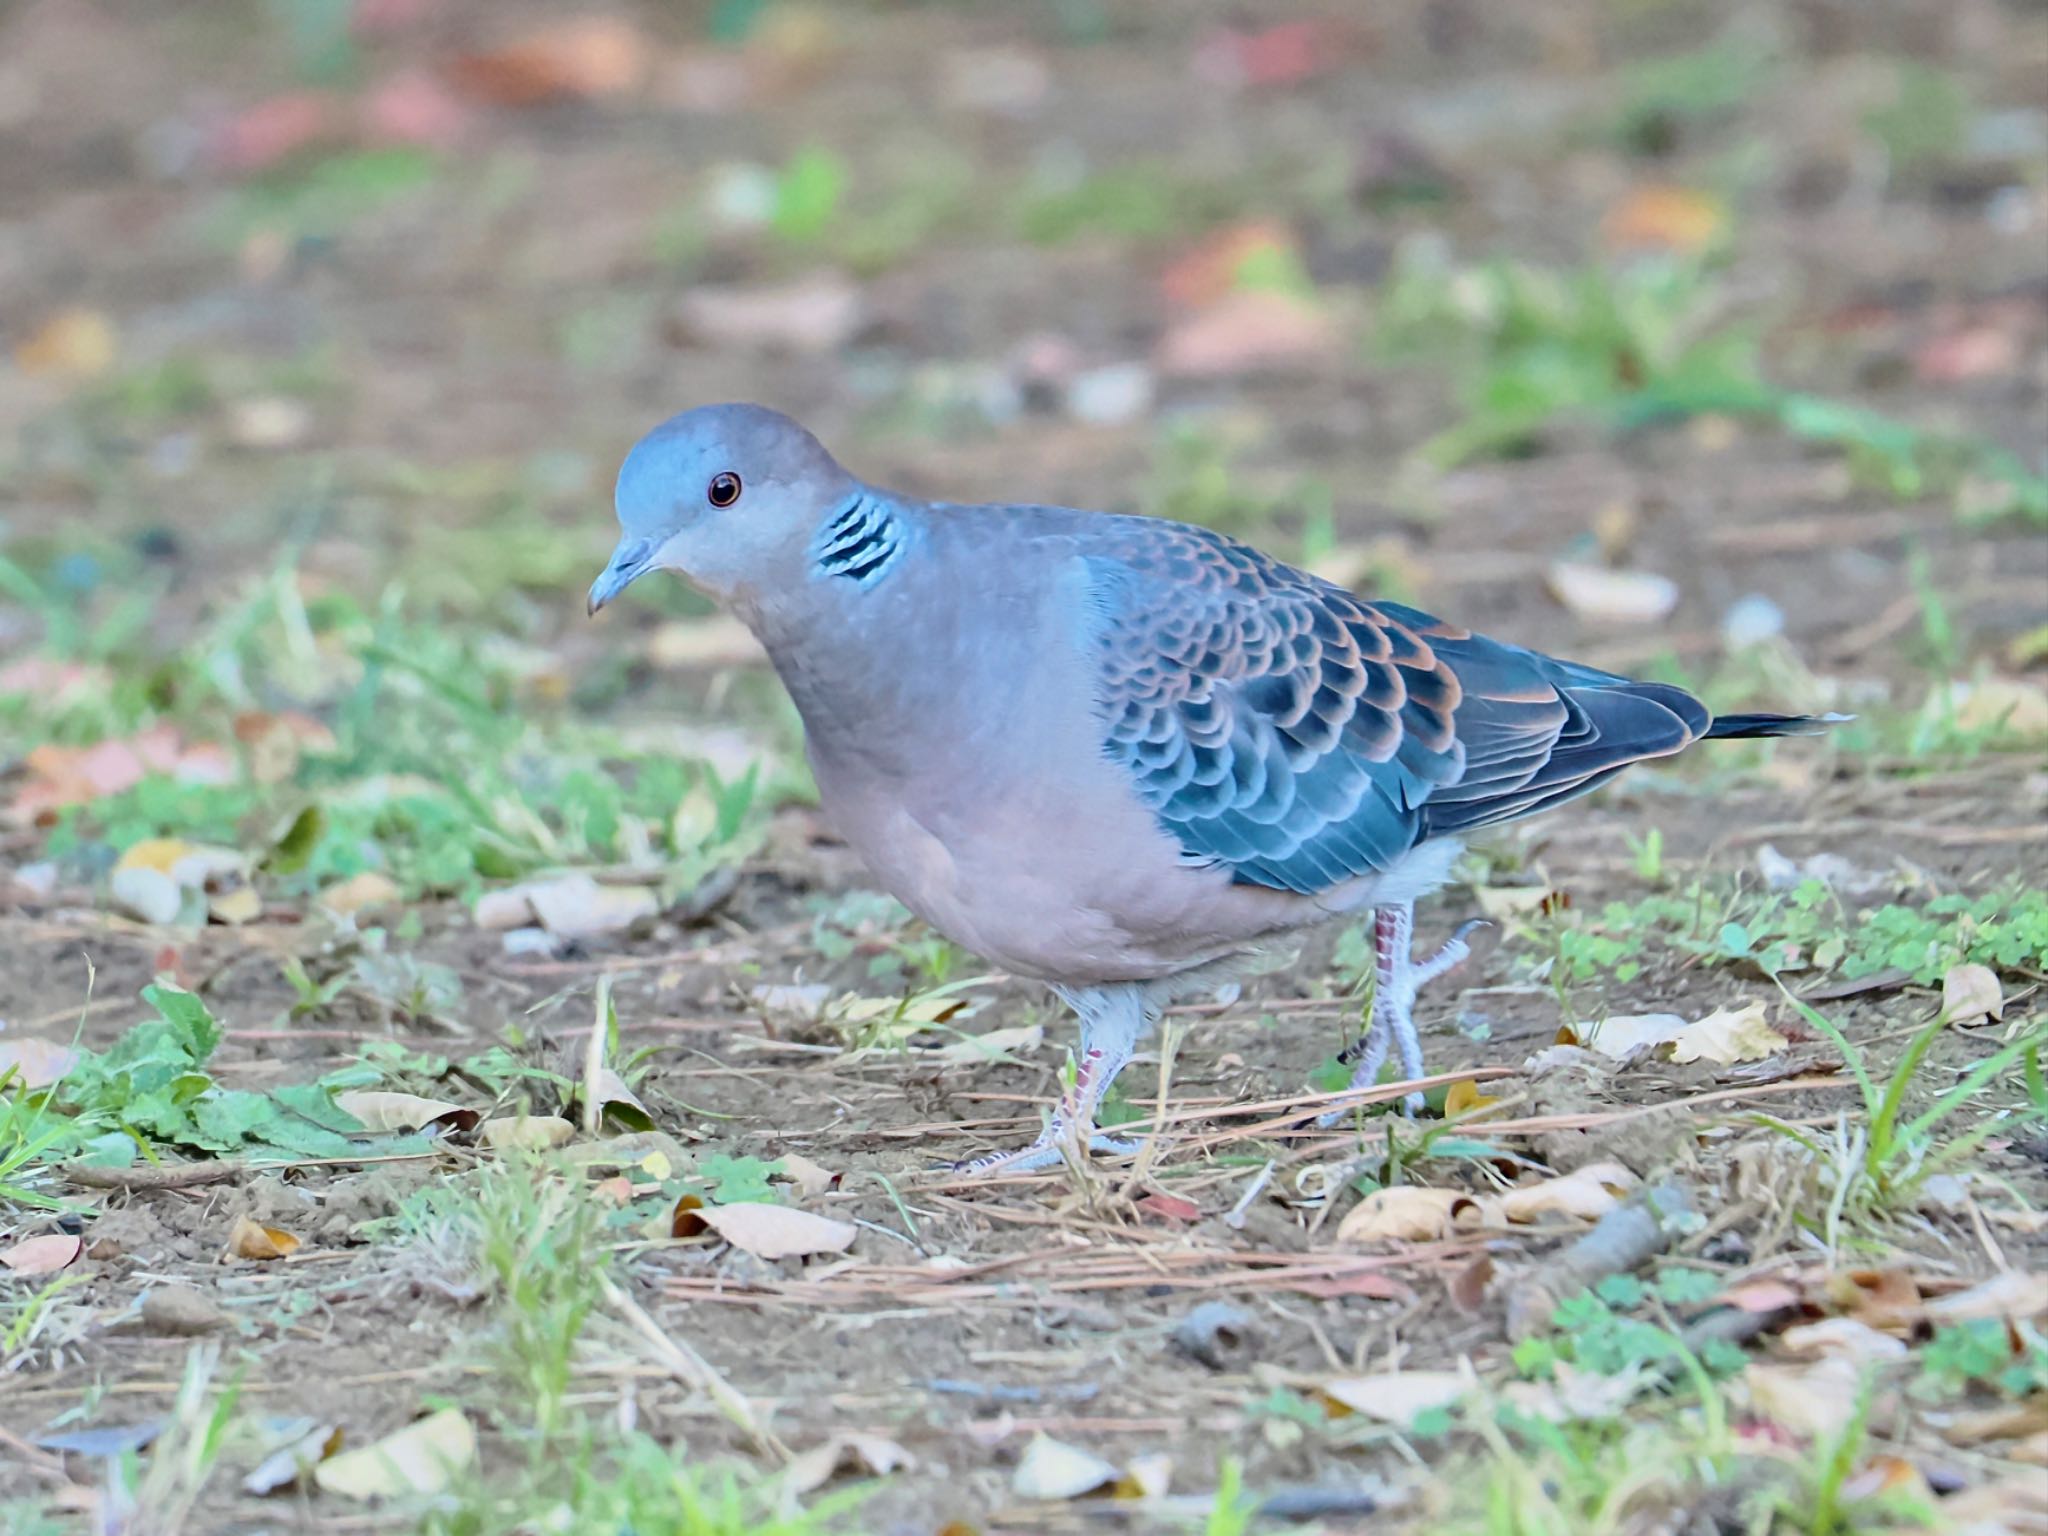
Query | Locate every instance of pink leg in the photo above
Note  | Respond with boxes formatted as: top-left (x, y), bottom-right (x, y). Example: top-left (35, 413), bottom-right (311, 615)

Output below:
top-left (1319, 904), bottom-right (1484, 1124)
top-left (953, 984), bottom-right (1151, 1175)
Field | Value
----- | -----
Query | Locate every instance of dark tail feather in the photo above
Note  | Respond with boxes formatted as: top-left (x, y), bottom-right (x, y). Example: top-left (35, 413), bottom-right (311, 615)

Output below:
top-left (1705, 710), bottom-right (1853, 740)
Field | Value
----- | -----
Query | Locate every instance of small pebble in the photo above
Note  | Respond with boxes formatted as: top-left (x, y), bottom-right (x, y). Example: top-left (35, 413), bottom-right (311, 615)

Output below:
top-left (500, 926), bottom-right (556, 957)
top-left (110, 865), bottom-right (182, 925)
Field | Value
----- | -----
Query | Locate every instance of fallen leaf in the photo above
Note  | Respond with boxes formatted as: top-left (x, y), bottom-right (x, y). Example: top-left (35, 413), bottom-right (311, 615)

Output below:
top-left (333, 1090), bottom-right (477, 1135)
top-left (1723, 1279), bottom-right (1803, 1314)
top-left (1827, 1268), bottom-right (1923, 1335)
top-left (786, 1432), bottom-right (915, 1495)
top-left (1320, 1370), bottom-right (1471, 1424)
top-left (1160, 220), bottom-right (1302, 309)
top-left (1545, 561), bottom-right (1680, 625)
top-left (576, 1066), bottom-right (655, 1133)
top-left (244, 1420), bottom-right (343, 1495)
top-left (445, 16), bottom-right (648, 105)
top-left (0, 1037), bottom-right (81, 1089)
top-left (1336, 1185), bottom-right (1478, 1243)
top-left (523, 875), bottom-right (659, 940)
top-left (748, 981), bottom-right (833, 1031)
top-left (776, 1152), bottom-right (837, 1196)
top-left (1448, 1253), bottom-right (1495, 1312)
top-left (1780, 1317), bottom-right (1909, 1362)
top-left (1601, 185), bottom-right (1724, 253)
top-left (1501, 1359), bottom-right (1650, 1423)
top-left (1941, 963), bottom-right (2005, 1025)
top-left (1443, 1079), bottom-right (1501, 1117)
top-left (1497, 1162), bottom-right (1640, 1223)
top-left (1012, 1433), bottom-right (1120, 1500)
top-left (1115, 1451), bottom-right (1174, 1501)
top-left (227, 1214), bottom-right (301, 1261)
top-left (208, 885), bottom-right (263, 926)
top-left (691, 1201), bottom-right (856, 1260)
top-left (109, 866), bottom-right (185, 925)
top-left (1136, 1192), bottom-right (1201, 1224)
top-left (317, 871), bottom-right (402, 918)
top-left (1568, 1001), bottom-right (1787, 1065)
top-left (14, 307), bottom-right (116, 378)
top-left (1157, 289), bottom-right (1333, 378)
top-left (478, 1115), bottom-right (576, 1152)
top-left (1939, 1397), bottom-right (2048, 1447)
top-left (1743, 1357), bottom-right (1863, 1440)
top-left (1929, 678), bottom-right (2048, 740)
top-left (313, 1408), bottom-right (475, 1500)
top-left (1, 1233), bottom-right (83, 1274)
top-left (1926, 1270), bottom-right (2048, 1326)
top-left (672, 274), bottom-right (865, 355)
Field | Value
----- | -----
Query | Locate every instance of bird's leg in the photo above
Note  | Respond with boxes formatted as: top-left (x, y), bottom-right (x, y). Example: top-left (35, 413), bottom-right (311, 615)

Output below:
top-left (952, 984), bottom-right (1153, 1176)
top-left (1320, 905), bottom-right (1485, 1124)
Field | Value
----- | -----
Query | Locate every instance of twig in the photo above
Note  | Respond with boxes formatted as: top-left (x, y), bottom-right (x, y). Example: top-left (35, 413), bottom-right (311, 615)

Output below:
top-left (1503, 1181), bottom-right (1696, 1341)
top-left (59, 1160), bottom-right (245, 1190)
top-left (597, 1272), bottom-right (787, 1461)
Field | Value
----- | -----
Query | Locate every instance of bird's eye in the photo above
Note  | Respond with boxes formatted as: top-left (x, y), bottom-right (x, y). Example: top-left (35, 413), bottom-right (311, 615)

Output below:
top-left (707, 472), bottom-right (742, 508)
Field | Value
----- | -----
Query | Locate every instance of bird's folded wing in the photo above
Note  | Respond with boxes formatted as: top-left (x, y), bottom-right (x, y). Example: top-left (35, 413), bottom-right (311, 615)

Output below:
top-left (1083, 522), bottom-right (1707, 895)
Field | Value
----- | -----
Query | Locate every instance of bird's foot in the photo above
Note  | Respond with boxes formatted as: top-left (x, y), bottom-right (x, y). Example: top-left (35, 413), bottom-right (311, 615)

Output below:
top-left (1317, 911), bottom-right (1487, 1127)
top-left (947, 1127), bottom-right (1144, 1177)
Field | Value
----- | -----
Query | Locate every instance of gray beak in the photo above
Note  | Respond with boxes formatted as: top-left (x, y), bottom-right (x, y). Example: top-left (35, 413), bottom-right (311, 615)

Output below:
top-left (587, 537), bottom-right (654, 615)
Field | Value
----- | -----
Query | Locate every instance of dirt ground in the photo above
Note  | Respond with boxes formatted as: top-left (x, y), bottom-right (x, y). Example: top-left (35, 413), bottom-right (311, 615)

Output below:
top-left (1, 2), bottom-right (2045, 1533)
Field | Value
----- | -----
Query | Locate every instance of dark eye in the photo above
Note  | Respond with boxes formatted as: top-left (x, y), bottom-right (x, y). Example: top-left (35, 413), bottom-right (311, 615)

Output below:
top-left (707, 472), bottom-right (742, 508)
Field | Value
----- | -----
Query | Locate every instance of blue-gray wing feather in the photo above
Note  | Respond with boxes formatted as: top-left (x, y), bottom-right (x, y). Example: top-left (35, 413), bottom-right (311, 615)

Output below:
top-left (1085, 521), bottom-right (1708, 895)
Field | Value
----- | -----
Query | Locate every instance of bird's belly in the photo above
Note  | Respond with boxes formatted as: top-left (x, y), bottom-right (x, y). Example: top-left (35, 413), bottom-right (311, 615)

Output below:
top-left (811, 752), bottom-right (1337, 985)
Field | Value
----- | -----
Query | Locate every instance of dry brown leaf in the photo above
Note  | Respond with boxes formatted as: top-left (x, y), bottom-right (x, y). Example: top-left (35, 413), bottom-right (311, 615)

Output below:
top-left (1011, 1433), bottom-right (1121, 1500)
top-left (1743, 1357), bottom-right (1864, 1440)
top-left (227, 1214), bottom-right (301, 1261)
top-left (785, 1432), bottom-right (916, 1495)
top-left (692, 1201), bottom-right (856, 1260)
top-left (333, 1091), bottom-right (478, 1135)
top-left (1941, 962), bottom-right (2005, 1025)
top-left (1497, 1161), bottom-right (1640, 1223)
top-left (445, 17), bottom-right (648, 106)
top-left (1545, 562), bottom-right (1679, 625)
top-left (14, 307), bottom-right (116, 378)
top-left (1926, 1270), bottom-right (2048, 1325)
top-left (313, 1408), bottom-right (475, 1500)
top-left (1319, 1370), bottom-right (1471, 1425)
top-left (1, 1232), bottom-right (83, 1274)
top-left (478, 1115), bottom-right (577, 1152)
top-left (0, 1037), bottom-right (81, 1089)
top-left (317, 872), bottom-right (402, 918)
top-left (1827, 1268), bottom-right (1923, 1335)
top-left (1336, 1185), bottom-right (1477, 1243)
top-left (1601, 185), bottom-right (1724, 253)
top-left (1156, 289), bottom-right (1333, 378)
top-left (1567, 1001), bottom-right (1786, 1065)
top-left (776, 1152), bottom-right (837, 1197)
top-left (1780, 1317), bottom-right (1909, 1362)
top-left (1939, 1396), bottom-right (2048, 1447)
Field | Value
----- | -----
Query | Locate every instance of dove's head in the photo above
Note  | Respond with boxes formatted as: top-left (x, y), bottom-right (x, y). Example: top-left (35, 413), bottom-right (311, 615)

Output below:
top-left (589, 404), bottom-right (857, 615)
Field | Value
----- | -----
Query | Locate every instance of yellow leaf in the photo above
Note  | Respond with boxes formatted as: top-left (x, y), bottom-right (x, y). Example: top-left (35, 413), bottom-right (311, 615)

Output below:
top-left (227, 1214), bottom-right (301, 1261)
top-left (313, 1409), bottom-right (475, 1500)
top-left (15, 307), bottom-right (117, 378)
top-left (477, 1115), bottom-right (576, 1152)
top-left (1443, 1079), bottom-right (1500, 1117)
top-left (116, 838), bottom-right (194, 875)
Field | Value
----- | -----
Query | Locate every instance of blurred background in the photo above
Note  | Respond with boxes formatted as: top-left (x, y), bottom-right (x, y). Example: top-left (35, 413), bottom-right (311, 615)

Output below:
top-left (1, 0), bottom-right (2044, 942)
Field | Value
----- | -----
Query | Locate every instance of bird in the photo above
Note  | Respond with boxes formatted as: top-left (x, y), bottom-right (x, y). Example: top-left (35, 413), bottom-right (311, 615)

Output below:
top-left (589, 404), bottom-right (1842, 1174)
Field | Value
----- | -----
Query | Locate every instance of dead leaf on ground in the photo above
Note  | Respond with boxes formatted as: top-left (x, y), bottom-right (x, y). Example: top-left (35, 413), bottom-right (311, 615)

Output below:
top-left (313, 1408), bottom-right (475, 1500)
top-left (1939, 1397), bottom-right (2048, 1447)
top-left (1926, 1270), bottom-right (2048, 1326)
top-left (1545, 561), bottom-right (1680, 625)
top-left (935, 1024), bottom-right (1042, 1064)
top-left (1, 1233), bottom-right (83, 1274)
top-left (1011, 1433), bottom-right (1121, 1500)
top-left (786, 1432), bottom-right (915, 1495)
top-left (1156, 289), bottom-right (1334, 378)
top-left (1601, 185), bottom-right (1724, 253)
top-left (478, 1115), bottom-right (577, 1152)
top-left (1827, 1268), bottom-right (1924, 1335)
top-left (523, 874), bottom-right (660, 941)
top-left (445, 16), bottom-right (649, 105)
top-left (317, 871), bottom-right (403, 918)
top-left (776, 1152), bottom-right (838, 1196)
top-left (1742, 1357), bottom-right (1866, 1440)
top-left (1496, 1161), bottom-right (1641, 1223)
top-left (0, 1037), bottom-right (80, 1089)
top-left (1443, 1078), bottom-right (1501, 1116)
top-left (690, 1201), bottom-right (856, 1260)
top-left (243, 1420), bottom-right (343, 1495)
top-left (1319, 1370), bottom-right (1472, 1424)
top-left (8, 728), bottom-right (234, 827)
top-left (14, 306), bottom-right (117, 378)
top-left (1566, 1000), bottom-right (1787, 1065)
top-left (1780, 1317), bottom-right (1909, 1362)
top-left (576, 1066), bottom-right (656, 1134)
top-left (333, 1091), bottom-right (478, 1136)
top-left (226, 1214), bottom-right (301, 1261)
top-left (1941, 962), bottom-right (2005, 1025)
top-left (1501, 1359), bottom-right (1650, 1423)
top-left (1336, 1185), bottom-right (1479, 1243)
